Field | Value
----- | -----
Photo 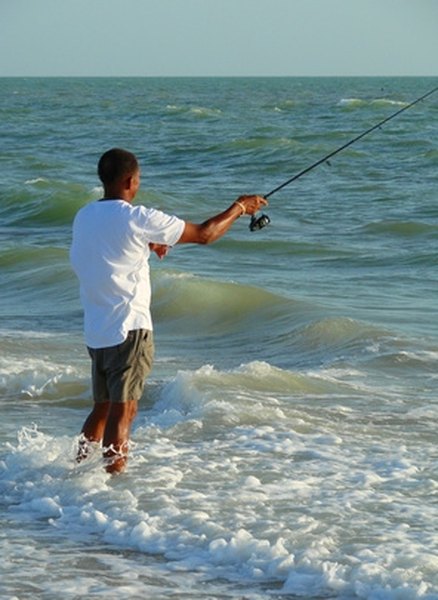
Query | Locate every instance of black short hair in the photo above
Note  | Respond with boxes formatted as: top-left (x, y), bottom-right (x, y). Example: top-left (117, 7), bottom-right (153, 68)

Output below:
top-left (97, 148), bottom-right (139, 185)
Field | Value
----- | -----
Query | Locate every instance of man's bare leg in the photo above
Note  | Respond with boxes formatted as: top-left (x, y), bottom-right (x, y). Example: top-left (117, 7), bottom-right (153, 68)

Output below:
top-left (102, 400), bottom-right (138, 474)
top-left (77, 401), bottom-right (110, 462)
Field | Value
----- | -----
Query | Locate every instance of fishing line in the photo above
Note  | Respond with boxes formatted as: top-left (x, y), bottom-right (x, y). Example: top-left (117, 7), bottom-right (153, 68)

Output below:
top-left (250, 85), bottom-right (438, 231)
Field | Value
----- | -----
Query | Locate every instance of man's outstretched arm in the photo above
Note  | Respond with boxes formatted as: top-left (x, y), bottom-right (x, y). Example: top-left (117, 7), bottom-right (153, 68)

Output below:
top-left (177, 195), bottom-right (267, 245)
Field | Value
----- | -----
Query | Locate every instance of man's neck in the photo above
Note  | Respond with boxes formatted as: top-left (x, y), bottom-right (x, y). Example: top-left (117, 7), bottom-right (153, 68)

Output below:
top-left (102, 187), bottom-right (133, 203)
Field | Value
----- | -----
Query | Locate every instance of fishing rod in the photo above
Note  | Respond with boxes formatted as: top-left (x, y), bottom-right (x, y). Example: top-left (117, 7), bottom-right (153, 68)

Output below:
top-left (250, 85), bottom-right (438, 231)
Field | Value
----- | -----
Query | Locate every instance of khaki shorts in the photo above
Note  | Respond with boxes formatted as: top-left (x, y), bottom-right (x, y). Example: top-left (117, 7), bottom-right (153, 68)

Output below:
top-left (88, 329), bottom-right (154, 403)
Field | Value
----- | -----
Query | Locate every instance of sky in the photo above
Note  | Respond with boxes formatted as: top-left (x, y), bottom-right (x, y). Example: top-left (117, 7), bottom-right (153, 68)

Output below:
top-left (0, 0), bottom-right (437, 77)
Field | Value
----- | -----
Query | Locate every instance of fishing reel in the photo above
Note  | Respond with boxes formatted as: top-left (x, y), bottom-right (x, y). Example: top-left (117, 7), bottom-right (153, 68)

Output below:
top-left (249, 212), bottom-right (271, 232)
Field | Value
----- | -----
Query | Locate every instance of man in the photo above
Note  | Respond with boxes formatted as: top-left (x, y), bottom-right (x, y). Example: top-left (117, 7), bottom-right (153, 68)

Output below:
top-left (70, 148), bottom-right (267, 474)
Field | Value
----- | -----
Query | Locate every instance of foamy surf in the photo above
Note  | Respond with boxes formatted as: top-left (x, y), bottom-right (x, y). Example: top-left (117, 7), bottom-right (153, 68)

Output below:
top-left (2, 355), bottom-right (437, 599)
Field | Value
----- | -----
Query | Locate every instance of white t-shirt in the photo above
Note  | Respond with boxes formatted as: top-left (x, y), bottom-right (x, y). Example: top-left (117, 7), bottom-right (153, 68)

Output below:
top-left (70, 200), bottom-right (185, 348)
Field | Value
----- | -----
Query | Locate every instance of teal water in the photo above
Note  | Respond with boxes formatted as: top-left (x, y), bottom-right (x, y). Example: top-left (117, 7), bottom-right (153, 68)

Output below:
top-left (1, 77), bottom-right (437, 599)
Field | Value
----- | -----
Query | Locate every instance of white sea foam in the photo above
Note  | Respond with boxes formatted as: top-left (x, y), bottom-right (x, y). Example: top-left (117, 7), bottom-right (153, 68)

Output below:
top-left (339, 97), bottom-right (366, 107)
top-left (339, 97), bottom-right (408, 109)
top-left (371, 98), bottom-right (408, 107)
top-left (24, 177), bottom-right (48, 185)
top-left (0, 355), bottom-right (86, 398)
top-left (165, 104), bottom-right (222, 118)
top-left (2, 358), bottom-right (437, 598)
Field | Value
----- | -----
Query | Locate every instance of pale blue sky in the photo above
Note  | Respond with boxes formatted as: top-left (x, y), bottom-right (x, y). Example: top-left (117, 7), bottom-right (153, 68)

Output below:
top-left (1, 0), bottom-right (437, 77)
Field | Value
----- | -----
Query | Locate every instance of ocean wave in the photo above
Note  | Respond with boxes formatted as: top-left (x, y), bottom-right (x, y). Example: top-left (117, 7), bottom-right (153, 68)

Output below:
top-left (0, 356), bottom-right (86, 401)
top-left (152, 272), bottom-right (340, 329)
top-left (2, 249), bottom-right (432, 381)
top-left (365, 348), bottom-right (438, 374)
top-left (152, 271), bottom-right (297, 332)
top-left (424, 148), bottom-right (438, 164)
top-left (272, 99), bottom-right (299, 112)
top-left (339, 97), bottom-right (408, 109)
top-left (165, 104), bottom-right (222, 119)
top-left (0, 244), bottom-right (77, 322)
top-left (152, 361), bottom-right (354, 419)
top-left (228, 136), bottom-right (300, 152)
top-left (0, 333), bottom-right (88, 402)
top-left (1, 180), bottom-right (91, 227)
top-left (338, 97), bottom-right (367, 108)
top-left (363, 220), bottom-right (438, 237)
top-left (24, 177), bottom-right (48, 185)
top-left (151, 271), bottom-right (412, 373)
top-left (0, 245), bottom-right (67, 269)
top-left (371, 98), bottom-right (409, 108)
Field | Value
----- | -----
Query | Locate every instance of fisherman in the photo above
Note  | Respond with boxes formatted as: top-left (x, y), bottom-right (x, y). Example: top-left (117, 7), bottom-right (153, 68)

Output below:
top-left (70, 148), bottom-right (267, 473)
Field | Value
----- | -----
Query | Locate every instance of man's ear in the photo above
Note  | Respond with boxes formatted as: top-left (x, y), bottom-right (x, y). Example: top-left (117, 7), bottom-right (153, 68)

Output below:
top-left (123, 175), bottom-right (133, 190)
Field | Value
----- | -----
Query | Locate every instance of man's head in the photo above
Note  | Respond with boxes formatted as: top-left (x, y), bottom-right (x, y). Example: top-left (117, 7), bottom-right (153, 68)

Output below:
top-left (98, 148), bottom-right (140, 200)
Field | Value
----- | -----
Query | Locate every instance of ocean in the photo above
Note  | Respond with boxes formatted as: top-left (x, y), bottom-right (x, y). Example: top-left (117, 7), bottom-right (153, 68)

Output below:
top-left (0, 76), bottom-right (437, 599)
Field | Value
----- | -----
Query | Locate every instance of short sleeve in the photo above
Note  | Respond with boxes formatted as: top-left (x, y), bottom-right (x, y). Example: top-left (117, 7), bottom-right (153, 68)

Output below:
top-left (135, 206), bottom-right (185, 246)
